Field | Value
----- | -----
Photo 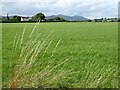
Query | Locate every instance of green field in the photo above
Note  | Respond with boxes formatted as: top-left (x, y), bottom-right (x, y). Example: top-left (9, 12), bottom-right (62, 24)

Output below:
top-left (2, 22), bottom-right (118, 88)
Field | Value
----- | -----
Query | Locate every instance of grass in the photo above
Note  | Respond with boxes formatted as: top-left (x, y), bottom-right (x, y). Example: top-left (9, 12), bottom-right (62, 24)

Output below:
top-left (0, 23), bottom-right (2, 89)
top-left (2, 22), bottom-right (118, 88)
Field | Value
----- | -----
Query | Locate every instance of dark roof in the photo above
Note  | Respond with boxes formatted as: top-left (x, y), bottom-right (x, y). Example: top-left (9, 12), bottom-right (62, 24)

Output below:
top-left (21, 17), bottom-right (30, 19)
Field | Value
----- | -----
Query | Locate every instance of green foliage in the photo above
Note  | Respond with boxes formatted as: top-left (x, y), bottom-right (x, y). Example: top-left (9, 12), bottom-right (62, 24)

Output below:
top-left (32, 13), bottom-right (45, 21)
top-left (93, 18), bottom-right (118, 22)
top-left (54, 17), bottom-right (61, 20)
top-left (12, 15), bottom-right (21, 22)
top-left (47, 17), bottom-right (66, 22)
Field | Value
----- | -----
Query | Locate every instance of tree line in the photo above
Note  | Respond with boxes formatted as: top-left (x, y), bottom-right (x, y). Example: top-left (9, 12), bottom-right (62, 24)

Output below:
top-left (1, 12), bottom-right (119, 23)
top-left (1, 13), bottom-right (66, 23)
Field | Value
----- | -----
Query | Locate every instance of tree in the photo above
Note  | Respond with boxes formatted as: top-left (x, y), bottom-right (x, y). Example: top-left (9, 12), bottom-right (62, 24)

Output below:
top-left (47, 17), bottom-right (66, 22)
top-left (7, 13), bottom-right (10, 20)
top-left (32, 13), bottom-right (45, 21)
top-left (88, 20), bottom-right (92, 22)
top-left (54, 17), bottom-right (61, 21)
top-left (13, 15), bottom-right (21, 22)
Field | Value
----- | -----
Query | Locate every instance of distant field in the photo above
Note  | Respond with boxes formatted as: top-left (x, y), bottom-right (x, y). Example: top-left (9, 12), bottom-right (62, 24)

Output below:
top-left (2, 22), bottom-right (118, 88)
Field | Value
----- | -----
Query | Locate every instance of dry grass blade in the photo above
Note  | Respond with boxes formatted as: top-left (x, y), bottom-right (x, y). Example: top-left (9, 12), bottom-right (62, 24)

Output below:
top-left (50, 38), bottom-right (62, 58)
top-left (41, 39), bottom-right (53, 58)
top-left (8, 22), bottom-right (73, 88)
top-left (29, 22), bottom-right (40, 38)
top-left (14, 35), bottom-right (21, 51)
top-left (20, 28), bottom-right (26, 48)
top-left (13, 33), bottom-right (18, 48)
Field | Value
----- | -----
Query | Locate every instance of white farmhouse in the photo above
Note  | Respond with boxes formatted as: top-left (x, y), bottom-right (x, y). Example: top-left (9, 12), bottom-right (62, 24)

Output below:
top-left (21, 17), bottom-right (31, 21)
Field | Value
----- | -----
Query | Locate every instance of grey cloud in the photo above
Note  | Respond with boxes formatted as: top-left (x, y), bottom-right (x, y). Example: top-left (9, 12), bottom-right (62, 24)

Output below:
top-left (2, 1), bottom-right (118, 18)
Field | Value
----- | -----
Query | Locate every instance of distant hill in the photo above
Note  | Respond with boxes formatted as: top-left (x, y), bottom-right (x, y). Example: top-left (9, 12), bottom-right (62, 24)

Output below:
top-left (46, 14), bottom-right (89, 21)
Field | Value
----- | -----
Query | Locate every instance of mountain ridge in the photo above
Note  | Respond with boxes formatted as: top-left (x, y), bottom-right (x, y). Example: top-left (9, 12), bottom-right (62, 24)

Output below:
top-left (45, 14), bottom-right (89, 21)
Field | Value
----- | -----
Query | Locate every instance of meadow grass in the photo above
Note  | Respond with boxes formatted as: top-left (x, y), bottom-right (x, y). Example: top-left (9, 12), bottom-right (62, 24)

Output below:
top-left (2, 22), bottom-right (118, 88)
top-left (0, 23), bottom-right (2, 89)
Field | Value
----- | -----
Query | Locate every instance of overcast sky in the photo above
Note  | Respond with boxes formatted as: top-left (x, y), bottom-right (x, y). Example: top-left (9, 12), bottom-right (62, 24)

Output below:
top-left (1, 0), bottom-right (119, 19)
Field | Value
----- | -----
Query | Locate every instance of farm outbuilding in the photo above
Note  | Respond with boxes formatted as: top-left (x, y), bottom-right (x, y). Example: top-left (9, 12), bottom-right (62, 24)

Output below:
top-left (21, 17), bottom-right (31, 21)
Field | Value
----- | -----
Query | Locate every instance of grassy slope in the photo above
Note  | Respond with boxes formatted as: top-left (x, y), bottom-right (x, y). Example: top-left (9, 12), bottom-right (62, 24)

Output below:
top-left (2, 22), bottom-right (118, 88)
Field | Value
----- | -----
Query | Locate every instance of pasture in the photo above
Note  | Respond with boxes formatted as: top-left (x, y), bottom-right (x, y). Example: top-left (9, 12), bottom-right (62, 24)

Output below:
top-left (2, 22), bottom-right (118, 88)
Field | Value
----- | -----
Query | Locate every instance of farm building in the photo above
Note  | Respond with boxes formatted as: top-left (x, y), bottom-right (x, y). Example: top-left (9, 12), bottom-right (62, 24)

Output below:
top-left (21, 17), bottom-right (31, 21)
